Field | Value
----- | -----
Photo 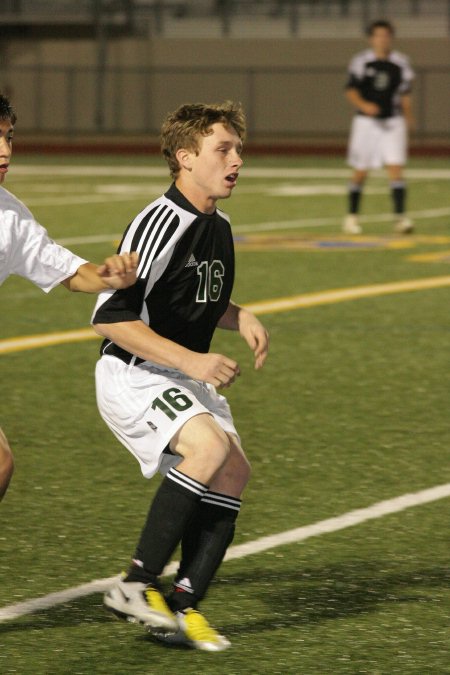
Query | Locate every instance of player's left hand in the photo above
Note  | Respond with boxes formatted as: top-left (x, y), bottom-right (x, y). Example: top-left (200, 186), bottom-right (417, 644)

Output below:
top-left (97, 252), bottom-right (139, 289)
top-left (238, 309), bottom-right (269, 369)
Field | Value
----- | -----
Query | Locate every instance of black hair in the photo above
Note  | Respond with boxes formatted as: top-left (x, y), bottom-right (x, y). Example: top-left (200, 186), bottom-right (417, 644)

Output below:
top-left (366, 20), bottom-right (395, 36)
top-left (0, 93), bottom-right (17, 124)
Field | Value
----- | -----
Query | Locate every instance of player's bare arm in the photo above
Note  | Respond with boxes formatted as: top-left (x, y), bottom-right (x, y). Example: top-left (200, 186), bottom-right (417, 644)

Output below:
top-left (93, 319), bottom-right (240, 388)
top-left (0, 426), bottom-right (14, 501)
top-left (400, 93), bottom-right (415, 131)
top-left (218, 301), bottom-right (269, 370)
top-left (346, 88), bottom-right (380, 117)
top-left (61, 252), bottom-right (139, 293)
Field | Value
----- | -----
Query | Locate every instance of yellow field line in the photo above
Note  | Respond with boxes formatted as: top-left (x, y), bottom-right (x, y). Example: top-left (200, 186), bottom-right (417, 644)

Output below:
top-left (244, 274), bottom-right (450, 314)
top-left (0, 328), bottom-right (97, 355)
top-left (1, 274), bottom-right (450, 355)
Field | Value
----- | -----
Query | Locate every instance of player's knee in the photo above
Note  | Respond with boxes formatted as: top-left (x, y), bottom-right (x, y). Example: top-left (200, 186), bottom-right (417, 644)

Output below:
top-left (209, 443), bottom-right (251, 495)
top-left (240, 454), bottom-right (251, 486)
top-left (227, 451), bottom-right (251, 491)
top-left (201, 432), bottom-right (231, 471)
top-left (185, 430), bottom-right (231, 474)
top-left (172, 415), bottom-right (233, 479)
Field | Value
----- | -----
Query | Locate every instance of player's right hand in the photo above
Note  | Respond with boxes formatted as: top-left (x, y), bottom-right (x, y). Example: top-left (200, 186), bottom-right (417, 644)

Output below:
top-left (97, 251), bottom-right (139, 289)
top-left (184, 352), bottom-right (240, 389)
top-left (361, 101), bottom-right (381, 116)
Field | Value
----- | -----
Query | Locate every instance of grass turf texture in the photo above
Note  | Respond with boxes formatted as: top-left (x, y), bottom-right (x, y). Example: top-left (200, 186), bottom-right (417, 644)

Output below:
top-left (1, 156), bottom-right (449, 674)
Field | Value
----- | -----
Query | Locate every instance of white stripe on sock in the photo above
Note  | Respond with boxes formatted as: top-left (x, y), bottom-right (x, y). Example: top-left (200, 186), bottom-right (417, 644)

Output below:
top-left (168, 468), bottom-right (208, 497)
top-left (201, 491), bottom-right (241, 511)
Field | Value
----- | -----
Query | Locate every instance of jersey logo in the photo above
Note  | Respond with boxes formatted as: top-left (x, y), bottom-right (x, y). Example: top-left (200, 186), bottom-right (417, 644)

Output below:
top-left (146, 420), bottom-right (158, 431)
top-left (185, 253), bottom-right (198, 268)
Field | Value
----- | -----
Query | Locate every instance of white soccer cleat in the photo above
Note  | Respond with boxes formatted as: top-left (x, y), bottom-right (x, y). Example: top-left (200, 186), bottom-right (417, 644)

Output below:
top-left (394, 216), bottom-right (414, 234)
top-left (342, 214), bottom-right (362, 234)
top-left (151, 608), bottom-right (231, 652)
top-left (104, 577), bottom-right (178, 631)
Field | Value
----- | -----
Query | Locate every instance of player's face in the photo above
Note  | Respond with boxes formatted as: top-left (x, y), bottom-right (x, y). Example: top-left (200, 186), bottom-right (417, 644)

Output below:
top-left (0, 119), bottom-right (13, 184)
top-left (178, 122), bottom-right (243, 214)
top-left (369, 27), bottom-right (393, 57)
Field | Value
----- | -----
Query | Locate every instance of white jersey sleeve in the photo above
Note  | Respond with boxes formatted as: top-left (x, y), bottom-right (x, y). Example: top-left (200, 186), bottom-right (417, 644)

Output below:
top-left (391, 51), bottom-right (415, 94)
top-left (0, 187), bottom-right (87, 292)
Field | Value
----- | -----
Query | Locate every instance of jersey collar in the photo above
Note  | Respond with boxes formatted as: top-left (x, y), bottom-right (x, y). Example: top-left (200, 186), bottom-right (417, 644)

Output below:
top-left (165, 182), bottom-right (216, 217)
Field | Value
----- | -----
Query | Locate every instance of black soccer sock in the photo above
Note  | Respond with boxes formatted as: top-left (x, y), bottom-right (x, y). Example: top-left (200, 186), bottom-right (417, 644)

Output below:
top-left (168, 491), bottom-right (241, 611)
top-left (348, 182), bottom-right (363, 214)
top-left (391, 181), bottom-right (406, 214)
top-left (126, 467), bottom-right (208, 584)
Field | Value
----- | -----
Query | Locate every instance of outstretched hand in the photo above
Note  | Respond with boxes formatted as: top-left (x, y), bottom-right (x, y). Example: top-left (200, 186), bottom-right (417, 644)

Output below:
top-left (97, 252), bottom-right (139, 289)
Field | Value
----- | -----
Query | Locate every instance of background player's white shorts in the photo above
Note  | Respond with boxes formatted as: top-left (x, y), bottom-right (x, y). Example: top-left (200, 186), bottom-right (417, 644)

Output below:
top-left (347, 115), bottom-right (407, 170)
top-left (95, 355), bottom-right (239, 479)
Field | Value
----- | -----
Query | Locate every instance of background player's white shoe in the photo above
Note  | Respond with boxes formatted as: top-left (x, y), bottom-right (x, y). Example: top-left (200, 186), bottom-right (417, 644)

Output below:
top-left (342, 214), bottom-right (362, 234)
top-left (104, 577), bottom-right (178, 631)
top-left (394, 216), bottom-right (414, 234)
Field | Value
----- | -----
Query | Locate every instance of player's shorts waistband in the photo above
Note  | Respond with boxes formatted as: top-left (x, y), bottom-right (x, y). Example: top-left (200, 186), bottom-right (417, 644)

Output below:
top-left (101, 341), bottom-right (145, 366)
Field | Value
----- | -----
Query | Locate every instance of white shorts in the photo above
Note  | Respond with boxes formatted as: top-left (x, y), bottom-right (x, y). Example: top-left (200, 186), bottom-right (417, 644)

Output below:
top-left (95, 355), bottom-right (239, 479)
top-left (347, 115), bottom-right (407, 170)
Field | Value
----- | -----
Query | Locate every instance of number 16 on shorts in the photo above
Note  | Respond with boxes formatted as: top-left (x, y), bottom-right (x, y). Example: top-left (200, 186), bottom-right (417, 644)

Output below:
top-left (145, 382), bottom-right (210, 438)
top-left (151, 387), bottom-right (194, 421)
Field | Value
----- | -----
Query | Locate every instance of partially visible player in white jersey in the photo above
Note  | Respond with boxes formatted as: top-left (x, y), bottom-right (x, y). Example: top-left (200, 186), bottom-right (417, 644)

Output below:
top-left (92, 101), bottom-right (269, 651)
top-left (0, 93), bottom-right (138, 501)
top-left (343, 19), bottom-right (415, 235)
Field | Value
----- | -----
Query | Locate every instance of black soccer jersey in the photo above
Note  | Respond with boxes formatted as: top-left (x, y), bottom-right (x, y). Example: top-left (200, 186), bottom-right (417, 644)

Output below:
top-left (346, 49), bottom-right (414, 118)
top-left (92, 183), bottom-right (235, 362)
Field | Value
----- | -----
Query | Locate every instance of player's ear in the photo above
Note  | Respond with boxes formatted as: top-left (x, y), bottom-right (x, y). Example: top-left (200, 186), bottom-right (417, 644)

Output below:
top-left (176, 147), bottom-right (193, 172)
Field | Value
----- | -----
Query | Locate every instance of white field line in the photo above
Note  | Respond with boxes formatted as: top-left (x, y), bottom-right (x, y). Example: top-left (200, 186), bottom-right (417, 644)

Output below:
top-left (54, 206), bottom-right (450, 247)
top-left (11, 166), bottom-right (450, 180)
top-left (58, 233), bottom-right (123, 246)
top-left (22, 184), bottom-right (386, 207)
top-left (0, 481), bottom-right (449, 623)
top-left (2, 275), bottom-right (450, 355)
top-left (232, 207), bottom-right (450, 235)
top-left (23, 193), bottom-right (153, 207)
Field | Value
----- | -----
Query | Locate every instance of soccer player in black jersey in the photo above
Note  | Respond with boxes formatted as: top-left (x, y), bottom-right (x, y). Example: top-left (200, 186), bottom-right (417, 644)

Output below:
top-left (92, 102), bottom-right (269, 651)
top-left (343, 20), bottom-right (415, 235)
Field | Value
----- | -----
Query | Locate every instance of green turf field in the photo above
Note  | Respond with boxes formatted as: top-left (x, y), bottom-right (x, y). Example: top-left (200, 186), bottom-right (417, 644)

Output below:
top-left (1, 155), bottom-right (449, 674)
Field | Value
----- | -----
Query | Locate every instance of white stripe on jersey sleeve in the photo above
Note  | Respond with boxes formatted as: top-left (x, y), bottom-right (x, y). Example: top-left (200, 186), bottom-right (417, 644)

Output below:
top-left (390, 50), bottom-right (415, 92)
top-left (91, 195), bottom-right (198, 323)
top-left (140, 210), bottom-right (180, 279)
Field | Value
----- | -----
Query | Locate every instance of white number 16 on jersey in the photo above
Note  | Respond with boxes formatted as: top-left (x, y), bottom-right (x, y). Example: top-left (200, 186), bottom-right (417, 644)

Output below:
top-left (196, 260), bottom-right (225, 303)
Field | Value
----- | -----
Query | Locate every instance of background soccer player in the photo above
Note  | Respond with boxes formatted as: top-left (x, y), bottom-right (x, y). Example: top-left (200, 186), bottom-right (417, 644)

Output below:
top-left (343, 20), bottom-right (415, 235)
top-left (0, 93), bottom-right (138, 500)
top-left (92, 101), bottom-right (269, 651)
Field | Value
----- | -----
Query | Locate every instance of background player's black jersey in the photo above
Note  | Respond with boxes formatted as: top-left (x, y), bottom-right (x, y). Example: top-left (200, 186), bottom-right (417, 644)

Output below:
top-left (346, 49), bottom-right (414, 118)
top-left (92, 183), bottom-right (235, 363)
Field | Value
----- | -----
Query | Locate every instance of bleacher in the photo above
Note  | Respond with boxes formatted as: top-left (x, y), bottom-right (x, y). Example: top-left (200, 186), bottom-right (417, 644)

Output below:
top-left (0, 0), bottom-right (448, 38)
